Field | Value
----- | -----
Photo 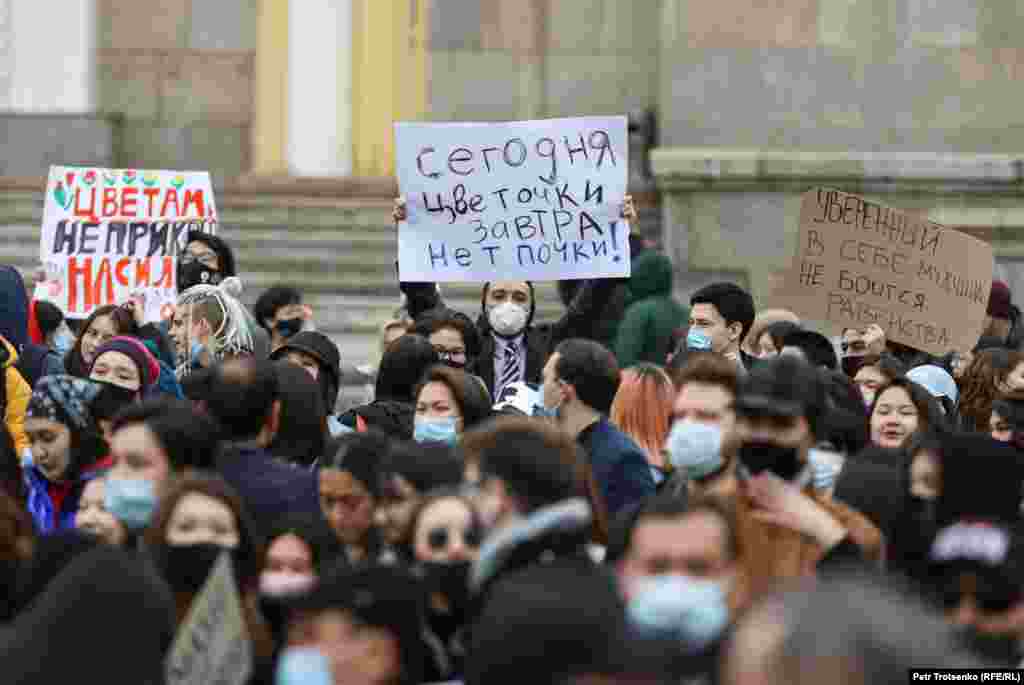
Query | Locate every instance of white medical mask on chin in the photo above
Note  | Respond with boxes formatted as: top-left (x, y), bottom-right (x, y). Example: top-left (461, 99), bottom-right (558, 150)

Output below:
top-left (488, 301), bottom-right (528, 337)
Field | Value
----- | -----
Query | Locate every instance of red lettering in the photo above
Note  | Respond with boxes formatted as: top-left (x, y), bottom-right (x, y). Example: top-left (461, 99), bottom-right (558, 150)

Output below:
top-left (73, 188), bottom-right (97, 220)
top-left (183, 189), bottom-right (205, 217)
top-left (144, 188), bottom-right (160, 215)
top-left (153, 257), bottom-right (174, 288)
top-left (94, 259), bottom-right (115, 306)
top-left (135, 257), bottom-right (152, 286)
top-left (102, 188), bottom-right (118, 217)
top-left (115, 258), bottom-right (131, 287)
top-left (160, 189), bottom-right (180, 217)
top-left (122, 187), bottom-right (138, 217)
top-left (67, 257), bottom-right (94, 313)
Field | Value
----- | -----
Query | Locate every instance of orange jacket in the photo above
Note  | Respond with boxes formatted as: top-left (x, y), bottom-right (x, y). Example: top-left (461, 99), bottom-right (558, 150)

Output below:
top-left (1, 336), bottom-right (31, 455)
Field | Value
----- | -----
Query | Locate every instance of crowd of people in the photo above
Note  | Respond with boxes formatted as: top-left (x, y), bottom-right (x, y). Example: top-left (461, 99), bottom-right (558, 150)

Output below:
top-left (1, 196), bottom-right (1022, 684)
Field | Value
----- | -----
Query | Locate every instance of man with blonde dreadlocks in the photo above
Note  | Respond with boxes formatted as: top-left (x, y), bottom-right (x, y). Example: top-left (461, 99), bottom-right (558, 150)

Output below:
top-left (170, 279), bottom-right (256, 379)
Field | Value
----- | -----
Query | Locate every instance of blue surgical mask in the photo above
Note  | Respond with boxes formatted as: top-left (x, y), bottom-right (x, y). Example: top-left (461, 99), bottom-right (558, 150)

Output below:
top-left (687, 328), bottom-right (713, 352)
top-left (52, 330), bottom-right (74, 356)
top-left (190, 341), bottom-right (207, 369)
top-left (274, 317), bottom-right (303, 340)
top-left (808, 448), bottom-right (843, 492)
top-left (628, 574), bottom-right (729, 653)
top-left (21, 448), bottom-right (33, 469)
top-left (414, 416), bottom-right (459, 445)
top-left (104, 477), bottom-right (157, 530)
top-left (665, 421), bottom-right (724, 480)
top-left (276, 646), bottom-right (333, 685)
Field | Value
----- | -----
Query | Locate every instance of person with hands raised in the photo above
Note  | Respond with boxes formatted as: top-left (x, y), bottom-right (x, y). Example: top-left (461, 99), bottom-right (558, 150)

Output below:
top-left (728, 356), bottom-right (883, 599)
top-left (393, 195), bottom-right (637, 400)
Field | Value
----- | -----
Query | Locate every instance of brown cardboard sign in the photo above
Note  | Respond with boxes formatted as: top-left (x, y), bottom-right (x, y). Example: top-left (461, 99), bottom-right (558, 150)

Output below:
top-left (769, 188), bottom-right (993, 356)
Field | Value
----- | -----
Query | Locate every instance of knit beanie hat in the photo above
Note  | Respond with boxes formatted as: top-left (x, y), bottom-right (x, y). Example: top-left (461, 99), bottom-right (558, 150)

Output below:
top-left (988, 281), bottom-right (1013, 320)
top-left (26, 375), bottom-right (103, 432)
top-left (89, 336), bottom-right (161, 391)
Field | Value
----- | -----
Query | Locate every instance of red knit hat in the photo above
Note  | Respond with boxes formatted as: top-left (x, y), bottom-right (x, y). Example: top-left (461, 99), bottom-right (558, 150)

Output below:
top-left (88, 336), bottom-right (161, 390)
top-left (988, 281), bottom-right (1013, 320)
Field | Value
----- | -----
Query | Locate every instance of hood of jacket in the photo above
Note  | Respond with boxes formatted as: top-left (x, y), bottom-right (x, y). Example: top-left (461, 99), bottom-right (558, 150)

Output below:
top-left (470, 497), bottom-right (592, 596)
top-left (628, 252), bottom-right (674, 301)
top-left (0, 266), bottom-right (28, 350)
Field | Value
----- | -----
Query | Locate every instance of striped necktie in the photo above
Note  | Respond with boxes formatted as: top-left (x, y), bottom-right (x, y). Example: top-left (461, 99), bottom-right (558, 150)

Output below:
top-left (498, 340), bottom-right (521, 397)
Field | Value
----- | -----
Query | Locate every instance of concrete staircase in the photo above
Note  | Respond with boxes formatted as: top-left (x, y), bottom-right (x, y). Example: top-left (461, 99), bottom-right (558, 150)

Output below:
top-left (0, 181), bottom-right (564, 369)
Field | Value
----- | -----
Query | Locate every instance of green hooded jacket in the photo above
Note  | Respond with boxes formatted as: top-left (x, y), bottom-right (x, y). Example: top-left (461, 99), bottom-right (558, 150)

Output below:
top-left (613, 252), bottom-right (688, 369)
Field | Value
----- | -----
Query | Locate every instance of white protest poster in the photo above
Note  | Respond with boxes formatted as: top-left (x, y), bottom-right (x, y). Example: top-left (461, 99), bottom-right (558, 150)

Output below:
top-left (165, 552), bottom-right (252, 685)
top-left (38, 166), bottom-right (218, 322)
top-left (395, 116), bottom-right (631, 282)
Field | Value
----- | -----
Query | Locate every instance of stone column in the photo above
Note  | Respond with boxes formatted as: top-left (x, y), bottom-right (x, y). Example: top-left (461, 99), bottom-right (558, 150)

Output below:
top-left (287, 0), bottom-right (352, 176)
top-left (3, 0), bottom-right (94, 112)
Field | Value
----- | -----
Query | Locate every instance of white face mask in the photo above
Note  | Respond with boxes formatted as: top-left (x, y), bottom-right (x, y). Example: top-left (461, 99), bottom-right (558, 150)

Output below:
top-left (488, 301), bottom-right (528, 337)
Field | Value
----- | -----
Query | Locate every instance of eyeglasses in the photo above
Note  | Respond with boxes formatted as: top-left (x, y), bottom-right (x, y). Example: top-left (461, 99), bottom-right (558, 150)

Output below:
top-left (427, 525), bottom-right (482, 551)
top-left (180, 252), bottom-right (218, 268)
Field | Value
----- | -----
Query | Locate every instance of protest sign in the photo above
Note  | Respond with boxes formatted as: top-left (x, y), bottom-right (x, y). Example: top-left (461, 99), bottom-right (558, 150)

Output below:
top-left (38, 166), bottom-right (218, 321)
top-left (165, 551), bottom-right (252, 685)
top-left (394, 116), bottom-right (631, 282)
top-left (770, 188), bottom-right (993, 356)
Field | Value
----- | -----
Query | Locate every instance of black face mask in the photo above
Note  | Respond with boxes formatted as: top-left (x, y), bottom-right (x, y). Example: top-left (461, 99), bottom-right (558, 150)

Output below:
top-left (92, 383), bottom-right (140, 423)
top-left (152, 543), bottom-right (239, 595)
top-left (419, 560), bottom-right (472, 617)
top-left (177, 261), bottom-right (221, 293)
top-left (738, 441), bottom-right (803, 481)
top-left (274, 317), bottom-right (303, 339)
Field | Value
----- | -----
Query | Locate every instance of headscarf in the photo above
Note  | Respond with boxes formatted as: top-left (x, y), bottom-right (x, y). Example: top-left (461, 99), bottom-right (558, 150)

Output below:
top-left (89, 336), bottom-right (161, 392)
top-left (26, 375), bottom-right (103, 432)
top-left (175, 278), bottom-right (256, 378)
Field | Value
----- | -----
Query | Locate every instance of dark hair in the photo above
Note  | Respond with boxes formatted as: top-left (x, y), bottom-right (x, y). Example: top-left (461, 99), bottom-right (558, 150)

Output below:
top-left (111, 397), bottom-right (222, 472)
top-left (992, 398), bottom-right (1024, 431)
top-left (268, 361), bottom-right (326, 467)
top-left (34, 300), bottom-right (64, 337)
top-left (406, 487), bottom-right (485, 562)
top-left (413, 308), bottom-right (483, 361)
top-left (857, 353), bottom-right (907, 382)
top-left (672, 351), bottom-right (740, 395)
top-left (265, 513), bottom-right (341, 576)
top-left (320, 430), bottom-right (391, 499)
top-left (553, 338), bottom-right (621, 414)
top-left (820, 370), bottom-right (870, 455)
top-left (144, 473), bottom-right (264, 588)
top-left (186, 231), bottom-right (237, 277)
top-left (64, 304), bottom-right (137, 377)
top-left (0, 422), bottom-right (22, 505)
top-left (253, 285), bottom-right (302, 331)
top-left (480, 281), bottom-right (537, 330)
top-left (467, 416), bottom-right (579, 514)
top-left (414, 365), bottom-right (492, 431)
top-left (690, 282), bottom-right (756, 344)
top-left (379, 441), bottom-right (464, 494)
top-left (375, 334), bottom-right (440, 403)
top-left (782, 330), bottom-right (838, 371)
top-left (204, 358), bottom-right (279, 440)
top-left (870, 377), bottom-right (948, 439)
top-left (762, 321), bottom-right (801, 352)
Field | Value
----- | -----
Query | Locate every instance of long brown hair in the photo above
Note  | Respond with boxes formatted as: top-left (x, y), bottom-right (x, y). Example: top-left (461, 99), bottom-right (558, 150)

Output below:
top-left (64, 304), bottom-right (136, 377)
top-left (958, 350), bottom-right (1023, 431)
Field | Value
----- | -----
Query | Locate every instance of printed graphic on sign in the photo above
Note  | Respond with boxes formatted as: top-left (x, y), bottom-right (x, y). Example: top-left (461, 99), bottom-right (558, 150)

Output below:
top-left (394, 116), bottom-right (631, 282)
top-left (769, 188), bottom-right (993, 356)
top-left (38, 166), bottom-right (218, 321)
